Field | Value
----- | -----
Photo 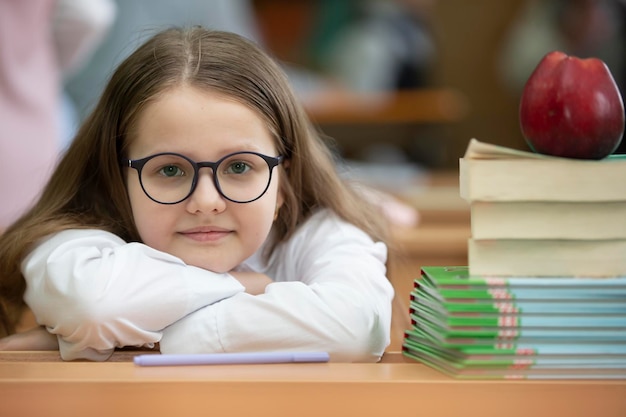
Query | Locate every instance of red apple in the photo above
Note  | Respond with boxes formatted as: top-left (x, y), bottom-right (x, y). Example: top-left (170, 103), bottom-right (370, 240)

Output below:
top-left (519, 51), bottom-right (625, 159)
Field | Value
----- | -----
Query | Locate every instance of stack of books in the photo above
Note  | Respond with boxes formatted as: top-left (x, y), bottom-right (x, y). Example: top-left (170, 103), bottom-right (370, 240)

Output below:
top-left (402, 266), bottom-right (626, 379)
top-left (460, 138), bottom-right (626, 277)
top-left (402, 139), bottom-right (626, 379)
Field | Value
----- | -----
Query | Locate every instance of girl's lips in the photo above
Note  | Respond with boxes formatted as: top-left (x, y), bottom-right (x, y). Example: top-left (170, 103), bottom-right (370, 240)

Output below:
top-left (179, 227), bottom-right (232, 242)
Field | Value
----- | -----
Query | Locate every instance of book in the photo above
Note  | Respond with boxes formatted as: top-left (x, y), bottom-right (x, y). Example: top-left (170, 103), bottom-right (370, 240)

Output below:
top-left (418, 265), bottom-right (626, 291)
top-left (414, 292), bottom-right (626, 315)
top-left (460, 139), bottom-right (626, 276)
top-left (410, 304), bottom-right (626, 329)
top-left (402, 267), bottom-right (626, 379)
top-left (469, 201), bottom-right (626, 240)
top-left (467, 238), bottom-right (626, 277)
top-left (414, 265), bottom-right (626, 312)
top-left (405, 327), bottom-right (626, 352)
top-left (403, 339), bottom-right (626, 380)
top-left (459, 138), bottom-right (626, 202)
top-left (404, 333), bottom-right (626, 364)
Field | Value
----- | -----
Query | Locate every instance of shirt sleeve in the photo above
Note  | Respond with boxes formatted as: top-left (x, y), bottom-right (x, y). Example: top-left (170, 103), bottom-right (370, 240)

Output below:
top-left (160, 212), bottom-right (394, 362)
top-left (22, 229), bottom-right (244, 361)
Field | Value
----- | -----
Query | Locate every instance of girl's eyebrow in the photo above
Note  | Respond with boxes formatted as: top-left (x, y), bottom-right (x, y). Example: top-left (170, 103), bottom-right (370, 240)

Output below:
top-left (135, 138), bottom-right (271, 154)
top-left (134, 144), bottom-right (277, 160)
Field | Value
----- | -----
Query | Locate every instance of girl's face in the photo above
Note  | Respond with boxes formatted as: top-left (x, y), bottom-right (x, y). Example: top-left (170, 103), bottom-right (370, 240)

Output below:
top-left (126, 86), bottom-right (283, 273)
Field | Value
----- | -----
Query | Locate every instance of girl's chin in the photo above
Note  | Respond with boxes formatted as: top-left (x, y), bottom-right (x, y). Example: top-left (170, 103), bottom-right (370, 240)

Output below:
top-left (183, 257), bottom-right (237, 274)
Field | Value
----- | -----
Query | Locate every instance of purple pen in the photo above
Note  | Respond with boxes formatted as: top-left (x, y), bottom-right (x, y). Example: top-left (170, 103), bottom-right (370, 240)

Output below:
top-left (133, 351), bottom-right (330, 366)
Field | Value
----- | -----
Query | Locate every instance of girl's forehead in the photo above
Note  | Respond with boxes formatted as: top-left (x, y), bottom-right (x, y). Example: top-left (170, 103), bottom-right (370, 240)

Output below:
top-left (128, 86), bottom-right (277, 158)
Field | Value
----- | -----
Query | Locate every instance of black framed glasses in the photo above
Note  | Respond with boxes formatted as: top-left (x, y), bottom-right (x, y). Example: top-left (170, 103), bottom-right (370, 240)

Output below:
top-left (126, 151), bottom-right (283, 204)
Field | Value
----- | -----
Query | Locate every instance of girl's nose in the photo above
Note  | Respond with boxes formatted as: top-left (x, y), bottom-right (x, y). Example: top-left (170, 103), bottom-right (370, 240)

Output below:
top-left (185, 170), bottom-right (227, 213)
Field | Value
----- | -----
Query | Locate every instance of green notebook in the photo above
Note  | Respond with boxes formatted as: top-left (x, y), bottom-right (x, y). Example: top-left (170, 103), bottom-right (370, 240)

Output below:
top-left (403, 266), bottom-right (626, 379)
top-left (402, 342), bottom-right (626, 380)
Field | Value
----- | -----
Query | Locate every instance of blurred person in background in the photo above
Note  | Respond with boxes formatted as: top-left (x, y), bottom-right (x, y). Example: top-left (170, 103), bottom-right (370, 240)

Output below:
top-left (251, 0), bottom-right (437, 97)
top-left (67, 0), bottom-right (438, 120)
top-left (0, 0), bottom-right (116, 232)
top-left (307, 0), bottom-right (437, 93)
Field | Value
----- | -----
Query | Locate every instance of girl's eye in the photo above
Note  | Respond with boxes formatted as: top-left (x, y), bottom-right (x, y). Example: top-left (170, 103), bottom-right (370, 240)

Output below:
top-left (159, 165), bottom-right (185, 177)
top-left (225, 161), bottom-right (251, 174)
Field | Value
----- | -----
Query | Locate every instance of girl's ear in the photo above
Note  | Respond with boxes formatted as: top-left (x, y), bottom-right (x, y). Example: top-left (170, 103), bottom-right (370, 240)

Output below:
top-left (276, 186), bottom-right (285, 213)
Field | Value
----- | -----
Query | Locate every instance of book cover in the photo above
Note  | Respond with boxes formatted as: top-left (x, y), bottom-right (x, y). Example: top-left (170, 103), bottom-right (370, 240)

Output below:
top-left (459, 138), bottom-right (626, 202)
top-left (411, 315), bottom-right (626, 345)
top-left (405, 328), bottom-right (626, 354)
top-left (412, 291), bottom-right (626, 315)
top-left (411, 313), bottom-right (626, 340)
top-left (420, 266), bottom-right (626, 291)
top-left (404, 336), bottom-right (626, 363)
top-left (404, 266), bottom-right (626, 379)
top-left (403, 342), bottom-right (626, 380)
top-left (410, 303), bottom-right (626, 328)
top-left (469, 201), bottom-right (626, 240)
top-left (467, 238), bottom-right (626, 277)
top-left (409, 303), bottom-right (626, 330)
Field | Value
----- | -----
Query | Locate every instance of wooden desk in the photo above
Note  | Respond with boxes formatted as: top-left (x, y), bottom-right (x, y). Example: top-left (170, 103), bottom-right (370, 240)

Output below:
top-left (305, 88), bottom-right (469, 125)
top-left (1, 351), bottom-right (624, 417)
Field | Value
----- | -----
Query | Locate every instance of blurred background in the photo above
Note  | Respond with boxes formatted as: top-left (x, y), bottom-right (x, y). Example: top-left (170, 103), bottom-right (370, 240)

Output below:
top-left (58, 0), bottom-right (626, 169)
top-left (3, 0), bottom-right (625, 233)
top-left (2, 0), bottom-right (626, 349)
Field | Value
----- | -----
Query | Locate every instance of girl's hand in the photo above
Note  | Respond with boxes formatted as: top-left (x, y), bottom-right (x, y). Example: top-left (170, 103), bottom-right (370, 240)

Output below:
top-left (0, 326), bottom-right (59, 351)
top-left (229, 271), bottom-right (273, 295)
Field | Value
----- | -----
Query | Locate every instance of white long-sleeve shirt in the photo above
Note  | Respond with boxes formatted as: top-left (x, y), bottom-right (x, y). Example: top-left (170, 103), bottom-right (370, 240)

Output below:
top-left (22, 210), bottom-right (394, 362)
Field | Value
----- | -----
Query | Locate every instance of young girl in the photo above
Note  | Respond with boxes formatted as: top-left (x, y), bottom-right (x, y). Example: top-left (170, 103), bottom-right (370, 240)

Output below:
top-left (0, 27), bottom-right (394, 362)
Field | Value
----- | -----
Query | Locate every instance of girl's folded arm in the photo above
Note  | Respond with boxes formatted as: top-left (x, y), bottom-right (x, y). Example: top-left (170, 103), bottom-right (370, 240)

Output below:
top-left (160, 217), bottom-right (394, 362)
top-left (22, 229), bottom-right (244, 361)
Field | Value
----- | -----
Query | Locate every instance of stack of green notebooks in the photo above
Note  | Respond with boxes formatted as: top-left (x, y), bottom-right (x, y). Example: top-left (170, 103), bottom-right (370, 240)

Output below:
top-left (402, 266), bottom-right (626, 379)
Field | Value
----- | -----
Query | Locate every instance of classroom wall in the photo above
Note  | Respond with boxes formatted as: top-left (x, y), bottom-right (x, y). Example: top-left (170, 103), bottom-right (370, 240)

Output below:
top-left (428, 0), bottom-right (528, 168)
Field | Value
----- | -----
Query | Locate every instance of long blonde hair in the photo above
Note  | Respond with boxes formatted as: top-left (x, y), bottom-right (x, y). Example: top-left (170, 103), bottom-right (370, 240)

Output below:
top-left (0, 27), bottom-right (388, 337)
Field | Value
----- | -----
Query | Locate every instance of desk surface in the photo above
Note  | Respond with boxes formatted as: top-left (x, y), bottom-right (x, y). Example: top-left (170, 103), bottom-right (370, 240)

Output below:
top-left (305, 88), bottom-right (468, 125)
top-left (1, 351), bottom-right (625, 417)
